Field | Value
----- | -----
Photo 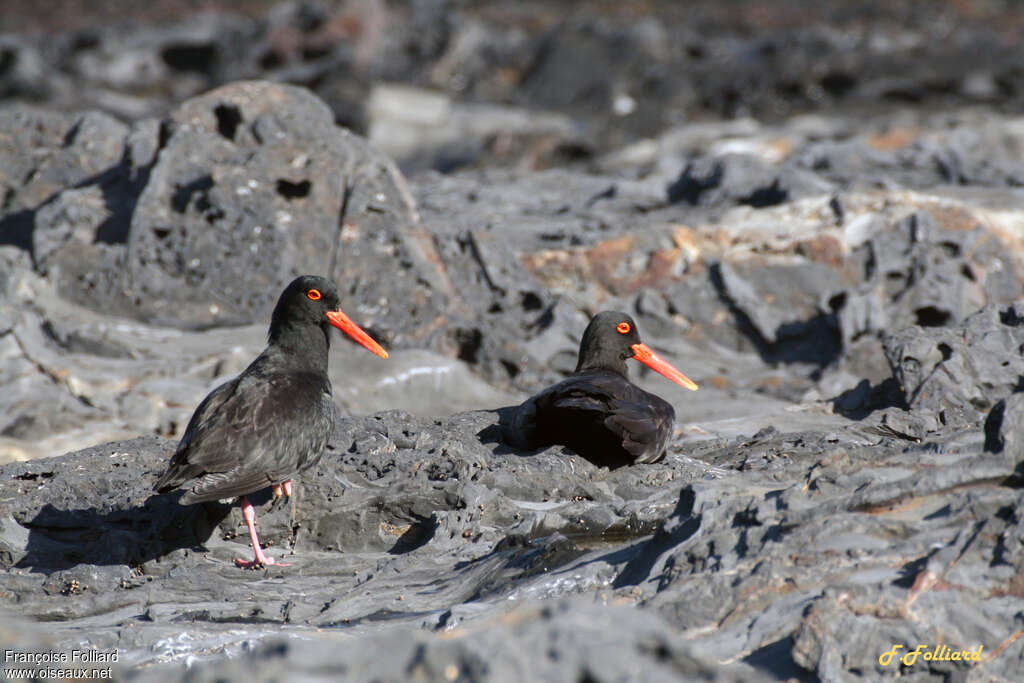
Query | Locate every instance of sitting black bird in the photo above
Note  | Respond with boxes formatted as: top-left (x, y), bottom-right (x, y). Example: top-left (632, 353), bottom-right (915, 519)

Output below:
top-left (512, 311), bottom-right (698, 468)
top-left (154, 275), bottom-right (388, 568)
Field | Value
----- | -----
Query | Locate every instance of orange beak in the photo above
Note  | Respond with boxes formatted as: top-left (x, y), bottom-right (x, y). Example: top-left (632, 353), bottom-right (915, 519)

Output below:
top-left (325, 310), bottom-right (389, 358)
top-left (631, 343), bottom-right (698, 391)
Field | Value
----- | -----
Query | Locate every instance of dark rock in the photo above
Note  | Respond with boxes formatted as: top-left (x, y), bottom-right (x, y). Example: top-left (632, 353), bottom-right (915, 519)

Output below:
top-left (123, 80), bottom-right (447, 330)
top-left (31, 117), bottom-right (160, 309)
top-left (828, 207), bottom-right (1020, 347)
top-left (0, 415), bottom-right (714, 663)
top-left (883, 302), bottom-right (1024, 431)
top-left (0, 107), bottom-right (128, 213)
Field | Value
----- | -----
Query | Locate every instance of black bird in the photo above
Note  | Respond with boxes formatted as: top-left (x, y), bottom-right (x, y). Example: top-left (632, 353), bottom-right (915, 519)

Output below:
top-left (154, 275), bottom-right (388, 568)
top-left (513, 311), bottom-right (698, 468)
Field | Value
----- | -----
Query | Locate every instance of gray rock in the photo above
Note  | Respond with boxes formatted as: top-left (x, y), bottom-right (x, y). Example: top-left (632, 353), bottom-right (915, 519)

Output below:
top-left (0, 106), bottom-right (129, 253)
top-left (712, 259), bottom-right (841, 361)
top-left (0, 35), bottom-right (52, 103)
top-left (1, 400), bottom-right (1020, 681)
top-left (0, 107), bottom-right (128, 212)
top-left (5, 7), bottom-right (1024, 680)
top-left (667, 153), bottom-right (830, 208)
top-left (366, 83), bottom-right (583, 173)
top-left (124, 80), bottom-right (445, 331)
top-left (613, 429), bottom-right (1021, 681)
top-left (984, 392), bottom-right (1024, 464)
top-left (132, 599), bottom-right (766, 683)
top-left (883, 302), bottom-right (1024, 431)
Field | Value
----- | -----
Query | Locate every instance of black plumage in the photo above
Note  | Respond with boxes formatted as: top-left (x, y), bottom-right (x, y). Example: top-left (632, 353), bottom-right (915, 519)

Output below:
top-left (514, 311), bottom-right (698, 469)
top-left (154, 275), bottom-right (387, 567)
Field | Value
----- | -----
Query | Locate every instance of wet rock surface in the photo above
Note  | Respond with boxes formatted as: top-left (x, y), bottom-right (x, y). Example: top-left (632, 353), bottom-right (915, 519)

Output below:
top-left (3, 2), bottom-right (1024, 681)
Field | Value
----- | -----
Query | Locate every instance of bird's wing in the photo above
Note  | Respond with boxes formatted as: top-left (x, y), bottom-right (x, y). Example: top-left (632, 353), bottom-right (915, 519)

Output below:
top-left (558, 372), bottom-right (674, 462)
top-left (154, 377), bottom-right (243, 491)
top-left (178, 469), bottom-right (277, 504)
top-left (519, 370), bottom-right (676, 462)
top-left (599, 376), bottom-right (676, 462)
top-left (544, 372), bottom-right (617, 408)
top-left (155, 369), bottom-right (334, 500)
top-left (520, 373), bottom-right (617, 447)
top-left (603, 401), bottom-right (674, 463)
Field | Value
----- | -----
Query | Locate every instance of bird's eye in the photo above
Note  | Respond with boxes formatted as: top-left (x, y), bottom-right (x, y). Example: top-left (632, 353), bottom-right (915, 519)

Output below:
top-left (307, 289), bottom-right (322, 301)
top-left (616, 322), bottom-right (631, 334)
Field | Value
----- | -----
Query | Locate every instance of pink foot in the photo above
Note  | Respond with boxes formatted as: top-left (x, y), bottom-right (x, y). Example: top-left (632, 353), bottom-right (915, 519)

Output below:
top-left (234, 554), bottom-right (290, 569)
top-left (235, 496), bottom-right (291, 569)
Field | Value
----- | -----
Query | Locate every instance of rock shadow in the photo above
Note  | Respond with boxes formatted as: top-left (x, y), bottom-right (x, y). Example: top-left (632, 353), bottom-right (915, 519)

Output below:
top-left (742, 636), bottom-right (811, 682)
top-left (0, 138), bottom-right (157, 259)
top-left (476, 405), bottom-right (536, 457)
top-left (612, 486), bottom-right (701, 589)
top-left (709, 261), bottom-right (842, 371)
top-left (13, 492), bottom-right (230, 574)
top-left (0, 208), bottom-right (35, 251)
top-left (387, 516), bottom-right (437, 555)
top-left (831, 377), bottom-right (907, 420)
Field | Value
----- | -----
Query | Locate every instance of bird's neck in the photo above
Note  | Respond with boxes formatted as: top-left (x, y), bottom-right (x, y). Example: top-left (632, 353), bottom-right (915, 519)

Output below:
top-left (266, 321), bottom-right (331, 371)
top-left (575, 352), bottom-right (629, 377)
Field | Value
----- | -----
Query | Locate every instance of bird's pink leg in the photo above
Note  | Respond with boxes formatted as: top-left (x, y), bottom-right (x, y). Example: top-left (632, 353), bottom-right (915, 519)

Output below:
top-left (281, 480), bottom-right (293, 497)
top-left (234, 496), bottom-right (290, 569)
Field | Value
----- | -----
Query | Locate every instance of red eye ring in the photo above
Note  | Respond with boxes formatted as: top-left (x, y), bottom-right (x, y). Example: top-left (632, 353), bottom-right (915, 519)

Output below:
top-left (616, 322), bottom-right (631, 334)
top-left (307, 289), bottom-right (322, 301)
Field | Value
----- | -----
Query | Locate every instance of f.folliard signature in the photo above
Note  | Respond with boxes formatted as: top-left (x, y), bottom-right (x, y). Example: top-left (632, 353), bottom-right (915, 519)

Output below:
top-left (879, 644), bottom-right (984, 667)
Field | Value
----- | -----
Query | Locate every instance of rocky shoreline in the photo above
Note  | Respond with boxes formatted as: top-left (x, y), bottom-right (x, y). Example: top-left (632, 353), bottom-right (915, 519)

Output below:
top-left (2, 2), bottom-right (1024, 681)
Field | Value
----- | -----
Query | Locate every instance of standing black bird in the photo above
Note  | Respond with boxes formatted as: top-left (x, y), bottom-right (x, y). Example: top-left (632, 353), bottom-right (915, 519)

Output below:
top-left (154, 275), bottom-right (388, 568)
top-left (512, 311), bottom-right (698, 469)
